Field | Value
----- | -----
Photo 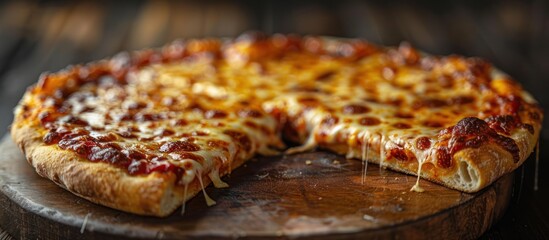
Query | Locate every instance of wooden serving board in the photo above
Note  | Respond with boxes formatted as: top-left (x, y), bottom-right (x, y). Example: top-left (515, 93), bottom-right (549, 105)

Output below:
top-left (0, 136), bottom-right (513, 239)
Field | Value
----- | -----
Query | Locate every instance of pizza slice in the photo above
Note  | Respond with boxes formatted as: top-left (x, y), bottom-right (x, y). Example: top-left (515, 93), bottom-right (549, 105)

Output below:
top-left (11, 58), bottom-right (283, 216)
top-left (11, 34), bottom-right (542, 217)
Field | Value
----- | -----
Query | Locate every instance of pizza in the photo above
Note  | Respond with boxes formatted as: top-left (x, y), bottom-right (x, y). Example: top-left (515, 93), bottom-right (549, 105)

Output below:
top-left (10, 33), bottom-right (543, 217)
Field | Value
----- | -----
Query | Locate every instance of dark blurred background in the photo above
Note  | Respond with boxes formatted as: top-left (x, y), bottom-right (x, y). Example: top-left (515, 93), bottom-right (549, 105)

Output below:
top-left (0, 0), bottom-right (548, 238)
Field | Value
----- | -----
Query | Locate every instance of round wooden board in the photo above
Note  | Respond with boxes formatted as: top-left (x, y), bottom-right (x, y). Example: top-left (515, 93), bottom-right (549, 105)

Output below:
top-left (0, 136), bottom-right (512, 239)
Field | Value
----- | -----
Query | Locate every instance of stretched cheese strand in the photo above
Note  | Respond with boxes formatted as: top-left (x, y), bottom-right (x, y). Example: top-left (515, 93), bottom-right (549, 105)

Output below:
top-left (176, 159), bottom-right (197, 215)
top-left (80, 213), bottom-right (91, 233)
top-left (285, 124), bottom-right (319, 154)
top-left (208, 166), bottom-right (229, 188)
top-left (345, 129), bottom-right (359, 159)
top-left (181, 183), bottom-right (189, 214)
top-left (378, 133), bottom-right (386, 172)
top-left (174, 159), bottom-right (216, 212)
top-left (227, 143), bottom-right (236, 174)
top-left (285, 108), bottom-right (327, 154)
top-left (410, 136), bottom-right (431, 192)
top-left (346, 144), bottom-right (355, 159)
top-left (410, 162), bottom-right (425, 193)
top-left (361, 132), bottom-right (370, 185)
top-left (196, 167), bottom-right (216, 206)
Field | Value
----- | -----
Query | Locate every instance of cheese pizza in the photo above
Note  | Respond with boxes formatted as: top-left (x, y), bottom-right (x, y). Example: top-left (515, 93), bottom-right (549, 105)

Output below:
top-left (11, 33), bottom-right (542, 216)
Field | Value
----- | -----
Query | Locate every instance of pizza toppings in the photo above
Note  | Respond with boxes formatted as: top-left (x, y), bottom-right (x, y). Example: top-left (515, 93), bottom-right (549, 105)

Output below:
top-left (204, 110), bottom-right (228, 119)
top-left (387, 147), bottom-right (415, 162)
top-left (35, 34), bottom-right (533, 181)
top-left (485, 115), bottom-right (535, 135)
top-left (159, 141), bottom-right (200, 153)
top-left (358, 117), bottom-right (381, 126)
top-left (416, 137), bottom-right (431, 150)
top-left (435, 117), bottom-right (520, 168)
top-left (342, 104), bottom-right (370, 115)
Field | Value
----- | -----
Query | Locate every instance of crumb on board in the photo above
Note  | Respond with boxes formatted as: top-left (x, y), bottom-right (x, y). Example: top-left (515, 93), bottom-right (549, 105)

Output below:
top-left (256, 173), bottom-right (269, 179)
top-left (305, 160), bottom-right (312, 165)
top-left (333, 160), bottom-right (340, 165)
top-left (362, 214), bottom-right (375, 221)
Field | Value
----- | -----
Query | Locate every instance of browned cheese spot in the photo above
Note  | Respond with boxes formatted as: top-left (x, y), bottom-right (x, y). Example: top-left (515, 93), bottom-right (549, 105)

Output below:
top-left (359, 117), bottom-right (381, 126)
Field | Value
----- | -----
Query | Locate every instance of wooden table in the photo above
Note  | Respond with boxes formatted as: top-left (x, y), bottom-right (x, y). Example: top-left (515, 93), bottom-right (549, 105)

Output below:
top-left (0, 136), bottom-right (547, 239)
top-left (0, 136), bottom-right (520, 239)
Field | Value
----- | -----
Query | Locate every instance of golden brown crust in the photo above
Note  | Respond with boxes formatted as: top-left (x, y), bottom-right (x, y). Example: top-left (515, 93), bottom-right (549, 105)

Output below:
top-left (326, 123), bottom-right (541, 193)
top-left (11, 124), bottom-right (250, 216)
top-left (427, 128), bottom-right (537, 192)
top-left (12, 124), bottom-right (175, 216)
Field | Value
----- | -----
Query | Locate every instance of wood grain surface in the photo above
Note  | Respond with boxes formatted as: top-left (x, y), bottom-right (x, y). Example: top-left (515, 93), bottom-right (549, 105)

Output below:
top-left (0, 136), bottom-right (513, 239)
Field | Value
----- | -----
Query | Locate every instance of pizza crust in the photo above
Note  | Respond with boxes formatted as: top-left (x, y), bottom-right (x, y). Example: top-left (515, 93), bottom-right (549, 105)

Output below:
top-left (443, 127), bottom-right (537, 192)
top-left (11, 124), bottom-right (249, 217)
top-left (325, 126), bottom-right (539, 193)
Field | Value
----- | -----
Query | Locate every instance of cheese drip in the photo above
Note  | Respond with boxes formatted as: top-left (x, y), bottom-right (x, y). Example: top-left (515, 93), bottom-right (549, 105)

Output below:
top-left (361, 132), bottom-right (370, 185)
top-left (173, 159), bottom-right (216, 212)
top-left (181, 183), bottom-right (188, 214)
top-left (209, 167), bottom-right (229, 188)
top-left (410, 163), bottom-right (425, 193)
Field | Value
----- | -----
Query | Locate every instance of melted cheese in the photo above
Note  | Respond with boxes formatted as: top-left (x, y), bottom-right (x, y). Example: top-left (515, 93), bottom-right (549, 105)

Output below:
top-left (24, 36), bottom-right (541, 209)
top-left (360, 132), bottom-right (370, 185)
